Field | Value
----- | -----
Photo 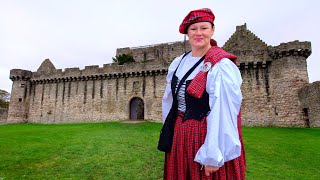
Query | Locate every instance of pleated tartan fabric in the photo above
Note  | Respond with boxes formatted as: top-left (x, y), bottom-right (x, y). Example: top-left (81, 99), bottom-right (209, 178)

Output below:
top-left (186, 47), bottom-right (237, 99)
top-left (164, 112), bottom-right (246, 180)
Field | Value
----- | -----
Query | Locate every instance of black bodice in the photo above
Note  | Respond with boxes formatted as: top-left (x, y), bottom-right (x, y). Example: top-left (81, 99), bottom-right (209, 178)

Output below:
top-left (171, 74), bottom-right (210, 122)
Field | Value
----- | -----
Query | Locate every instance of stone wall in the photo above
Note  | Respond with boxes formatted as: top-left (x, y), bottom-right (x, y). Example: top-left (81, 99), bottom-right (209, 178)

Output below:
top-left (8, 61), bottom-right (167, 124)
top-left (0, 108), bottom-right (8, 124)
top-left (117, 41), bottom-right (191, 63)
top-left (239, 61), bottom-right (273, 126)
top-left (298, 81), bottom-right (320, 127)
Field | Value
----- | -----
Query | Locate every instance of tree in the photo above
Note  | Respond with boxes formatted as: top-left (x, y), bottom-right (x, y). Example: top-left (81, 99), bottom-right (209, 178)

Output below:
top-left (112, 54), bottom-right (135, 65)
top-left (0, 89), bottom-right (10, 108)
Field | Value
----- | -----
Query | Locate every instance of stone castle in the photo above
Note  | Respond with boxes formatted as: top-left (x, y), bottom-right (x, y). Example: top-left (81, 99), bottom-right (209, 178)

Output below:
top-left (4, 24), bottom-right (320, 127)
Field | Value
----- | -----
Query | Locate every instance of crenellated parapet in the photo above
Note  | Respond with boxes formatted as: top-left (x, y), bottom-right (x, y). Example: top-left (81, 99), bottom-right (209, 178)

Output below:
top-left (10, 69), bottom-right (32, 81)
top-left (268, 40), bottom-right (312, 59)
top-left (30, 60), bottom-right (168, 85)
top-left (30, 68), bottom-right (168, 85)
top-left (238, 61), bottom-right (272, 70)
top-left (116, 41), bottom-right (191, 63)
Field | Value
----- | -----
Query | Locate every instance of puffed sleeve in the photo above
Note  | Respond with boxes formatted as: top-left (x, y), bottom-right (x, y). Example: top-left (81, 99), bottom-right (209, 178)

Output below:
top-left (194, 58), bottom-right (243, 167)
top-left (162, 55), bottom-right (183, 124)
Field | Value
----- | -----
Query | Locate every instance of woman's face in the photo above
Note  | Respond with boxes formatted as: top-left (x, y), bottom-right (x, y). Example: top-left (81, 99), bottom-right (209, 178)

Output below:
top-left (187, 22), bottom-right (214, 50)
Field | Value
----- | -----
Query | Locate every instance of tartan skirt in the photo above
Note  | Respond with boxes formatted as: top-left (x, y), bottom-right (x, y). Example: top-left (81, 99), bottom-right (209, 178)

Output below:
top-left (164, 112), bottom-right (246, 180)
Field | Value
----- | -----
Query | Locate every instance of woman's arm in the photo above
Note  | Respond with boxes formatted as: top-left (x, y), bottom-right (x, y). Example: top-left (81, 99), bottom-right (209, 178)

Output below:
top-left (194, 58), bottom-right (242, 167)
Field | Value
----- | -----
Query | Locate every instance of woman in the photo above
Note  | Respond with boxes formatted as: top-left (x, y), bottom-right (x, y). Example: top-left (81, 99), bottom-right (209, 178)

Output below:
top-left (158, 8), bottom-right (246, 179)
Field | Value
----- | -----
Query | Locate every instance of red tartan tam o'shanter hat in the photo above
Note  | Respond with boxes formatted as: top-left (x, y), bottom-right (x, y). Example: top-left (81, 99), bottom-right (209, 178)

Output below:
top-left (179, 8), bottom-right (215, 34)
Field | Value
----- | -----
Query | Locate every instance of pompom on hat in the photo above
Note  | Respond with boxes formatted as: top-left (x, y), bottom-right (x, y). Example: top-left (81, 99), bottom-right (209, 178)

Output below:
top-left (179, 8), bottom-right (215, 34)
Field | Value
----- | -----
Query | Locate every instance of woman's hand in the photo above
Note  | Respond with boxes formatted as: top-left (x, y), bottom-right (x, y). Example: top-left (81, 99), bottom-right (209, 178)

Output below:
top-left (205, 165), bottom-right (219, 176)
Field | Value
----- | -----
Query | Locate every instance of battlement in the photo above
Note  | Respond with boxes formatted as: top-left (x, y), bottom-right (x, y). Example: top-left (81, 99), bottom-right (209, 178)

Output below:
top-left (30, 60), bottom-right (168, 84)
top-left (10, 69), bottom-right (33, 81)
top-left (116, 40), bottom-right (191, 63)
top-left (268, 40), bottom-right (312, 59)
top-left (117, 40), bottom-right (187, 52)
top-left (29, 58), bottom-right (276, 84)
top-left (236, 23), bottom-right (247, 31)
top-left (238, 61), bottom-right (271, 70)
top-left (64, 67), bottom-right (81, 77)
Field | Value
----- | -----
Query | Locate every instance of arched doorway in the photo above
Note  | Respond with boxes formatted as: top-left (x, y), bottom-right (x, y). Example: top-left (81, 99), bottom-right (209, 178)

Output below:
top-left (130, 97), bottom-right (144, 120)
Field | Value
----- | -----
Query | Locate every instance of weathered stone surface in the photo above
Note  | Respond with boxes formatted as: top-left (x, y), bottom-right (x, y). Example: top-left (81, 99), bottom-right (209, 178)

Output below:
top-left (0, 108), bottom-right (8, 124)
top-left (37, 59), bottom-right (56, 74)
top-left (298, 81), bottom-right (320, 127)
top-left (117, 41), bottom-right (191, 64)
top-left (6, 24), bottom-right (319, 127)
top-left (223, 23), bottom-right (269, 64)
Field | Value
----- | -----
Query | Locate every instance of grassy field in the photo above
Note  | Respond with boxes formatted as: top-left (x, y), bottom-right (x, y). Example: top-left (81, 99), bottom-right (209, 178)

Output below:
top-left (0, 122), bottom-right (319, 179)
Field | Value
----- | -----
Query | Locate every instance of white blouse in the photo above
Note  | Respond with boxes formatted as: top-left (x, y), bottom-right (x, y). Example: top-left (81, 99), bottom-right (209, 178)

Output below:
top-left (162, 52), bottom-right (243, 167)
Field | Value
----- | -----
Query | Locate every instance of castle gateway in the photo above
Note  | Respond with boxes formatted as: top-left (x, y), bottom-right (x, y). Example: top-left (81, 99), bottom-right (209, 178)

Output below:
top-left (6, 24), bottom-right (320, 127)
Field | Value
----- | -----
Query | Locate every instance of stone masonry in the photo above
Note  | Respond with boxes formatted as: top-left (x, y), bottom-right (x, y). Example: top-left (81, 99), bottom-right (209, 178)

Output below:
top-left (8, 61), bottom-right (167, 123)
top-left (0, 108), bottom-right (8, 124)
top-left (7, 23), bottom-right (319, 127)
top-left (298, 81), bottom-right (320, 127)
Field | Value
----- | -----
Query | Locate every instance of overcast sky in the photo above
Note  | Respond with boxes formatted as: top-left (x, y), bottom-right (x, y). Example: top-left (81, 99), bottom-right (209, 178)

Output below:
top-left (1, 0), bottom-right (319, 93)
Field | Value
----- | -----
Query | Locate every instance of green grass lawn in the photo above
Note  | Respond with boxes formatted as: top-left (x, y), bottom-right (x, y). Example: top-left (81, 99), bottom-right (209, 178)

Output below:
top-left (0, 122), bottom-right (319, 179)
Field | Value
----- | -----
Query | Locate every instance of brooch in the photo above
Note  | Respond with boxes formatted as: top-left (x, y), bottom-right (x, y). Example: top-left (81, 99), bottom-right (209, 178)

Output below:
top-left (201, 62), bottom-right (212, 72)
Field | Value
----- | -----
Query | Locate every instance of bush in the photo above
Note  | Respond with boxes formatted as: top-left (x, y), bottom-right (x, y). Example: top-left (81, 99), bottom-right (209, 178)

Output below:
top-left (0, 100), bottom-right (9, 108)
top-left (0, 89), bottom-right (10, 108)
top-left (112, 54), bottom-right (135, 65)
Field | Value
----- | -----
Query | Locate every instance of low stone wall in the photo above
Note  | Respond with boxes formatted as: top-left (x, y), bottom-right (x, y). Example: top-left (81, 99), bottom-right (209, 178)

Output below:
top-left (0, 108), bottom-right (8, 124)
top-left (299, 81), bottom-right (320, 127)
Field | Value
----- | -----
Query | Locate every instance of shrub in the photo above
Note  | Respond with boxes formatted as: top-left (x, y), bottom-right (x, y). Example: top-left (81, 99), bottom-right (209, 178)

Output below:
top-left (112, 54), bottom-right (135, 65)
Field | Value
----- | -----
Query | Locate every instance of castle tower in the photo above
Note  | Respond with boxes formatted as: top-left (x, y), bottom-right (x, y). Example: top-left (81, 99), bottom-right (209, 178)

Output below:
top-left (222, 24), bottom-right (312, 127)
top-left (7, 59), bottom-right (57, 123)
top-left (269, 41), bottom-right (312, 126)
top-left (7, 69), bottom-right (32, 123)
top-left (223, 24), bottom-right (273, 126)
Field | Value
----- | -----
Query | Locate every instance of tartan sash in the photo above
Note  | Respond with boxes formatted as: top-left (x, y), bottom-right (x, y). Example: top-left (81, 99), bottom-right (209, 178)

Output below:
top-left (186, 46), bottom-right (237, 98)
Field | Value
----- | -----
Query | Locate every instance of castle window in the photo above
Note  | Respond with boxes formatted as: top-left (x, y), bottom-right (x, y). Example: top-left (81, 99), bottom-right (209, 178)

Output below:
top-left (239, 63), bottom-right (245, 70)
top-left (133, 81), bottom-right (140, 92)
top-left (21, 84), bottom-right (25, 88)
top-left (155, 50), bottom-right (159, 58)
top-left (18, 98), bottom-right (22, 102)
top-left (143, 52), bottom-right (147, 61)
